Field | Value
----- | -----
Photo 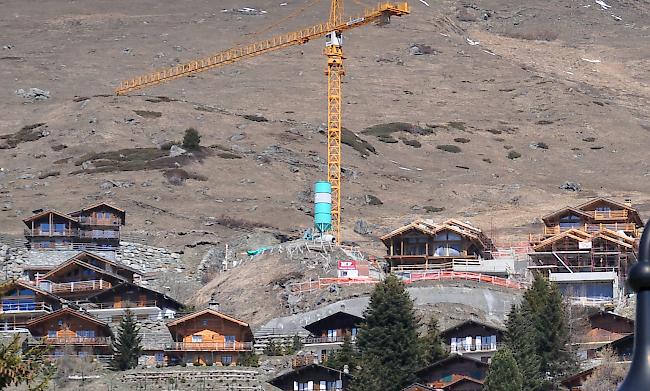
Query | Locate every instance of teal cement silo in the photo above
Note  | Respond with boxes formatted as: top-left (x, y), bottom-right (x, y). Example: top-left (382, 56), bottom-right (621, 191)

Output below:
top-left (314, 181), bottom-right (332, 233)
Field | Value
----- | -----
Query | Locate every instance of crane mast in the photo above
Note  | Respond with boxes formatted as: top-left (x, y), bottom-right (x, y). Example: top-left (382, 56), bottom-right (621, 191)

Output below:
top-left (115, 1), bottom-right (409, 244)
top-left (325, 0), bottom-right (344, 243)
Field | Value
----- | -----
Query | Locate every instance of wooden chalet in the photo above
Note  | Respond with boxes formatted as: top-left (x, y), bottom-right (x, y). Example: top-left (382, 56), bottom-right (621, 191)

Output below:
top-left (23, 210), bottom-right (78, 250)
top-left (561, 366), bottom-right (600, 391)
top-left (0, 280), bottom-right (64, 330)
top-left (23, 202), bottom-right (125, 250)
top-left (83, 281), bottom-right (183, 322)
top-left (70, 202), bottom-right (125, 249)
top-left (574, 311), bottom-right (633, 358)
top-left (34, 252), bottom-right (137, 299)
top-left (268, 364), bottom-right (352, 391)
top-left (441, 320), bottom-right (505, 362)
top-left (164, 306), bottom-right (253, 366)
top-left (381, 219), bottom-right (495, 272)
top-left (416, 354), bottom-right (489, 389)
top-left (535, 198), bottom-right (643, 240)
top-left (302, 311), bottom-right (364, 364)
top-left (26, 307), bottom-right (113, 359)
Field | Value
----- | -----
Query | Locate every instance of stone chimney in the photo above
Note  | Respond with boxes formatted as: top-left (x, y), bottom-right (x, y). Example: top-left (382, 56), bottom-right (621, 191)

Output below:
top-left (624, 198), bottom-right (633, 208)
top-left (208, 293), bottom-right (220, 311)
top-left (343, 364), bottom-right (349, 374)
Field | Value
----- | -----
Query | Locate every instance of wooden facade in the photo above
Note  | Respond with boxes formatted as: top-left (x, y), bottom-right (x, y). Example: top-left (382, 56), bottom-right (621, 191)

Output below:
top-left (415, 355), bottom-right (489, 389)
top-left (269, 364), bottom-right (351, 391)
top-left (302, 311), bottom-right (363, 364)
top-left (0, 280), bottom-right (62, 329)
top-left (23, 202), bottom-right (125, 250)
top-left (441, 320), bottom-right (504, 362)
top-left (401, 384), bottom-right (436, 391)
top-left (26, 307), bottom-right (113, 356)
top-left (35, 254), bottom-right (131, 299)
top-left (573, 311), bottom-right (633, 359)
top-left (381, 219), bottom-right (495, 272)
top-left (165, 308), bottom-right (253, 366)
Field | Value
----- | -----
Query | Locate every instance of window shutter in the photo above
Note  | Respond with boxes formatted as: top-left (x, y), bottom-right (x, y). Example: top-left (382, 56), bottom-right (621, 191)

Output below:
top-left (294, 381), bottom-right (298, 391)
top-left (320, 381), bottom-right (326, 390)
top-left (336, 380), bottom-right (342, 390)
top-left (308, 381), bottom-right (313, 391)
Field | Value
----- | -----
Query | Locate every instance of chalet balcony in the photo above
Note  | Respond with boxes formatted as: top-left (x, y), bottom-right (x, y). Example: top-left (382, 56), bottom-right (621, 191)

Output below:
top-left (38, 279), bottom-right (112, 294)
top-left (304, 336), bottom-right (354, 345)
top-left (585, 210), bottom-right (628, 221)
top-left (44, 354), bottom-right (113, 363)
top-left (78, 230), bottom-right (120, 239)
top-left (164, 341), bottom-right (253, 352)
top-left (24, 228), bottom-right (77, 237)
top-left (1, 302), bottom-right (53, 313)
top-left (542, 223), bottom-right (638, 237)
top-left (78, 216), bottom-right (122, 226)
top-left (32, 336), bottom-right (111, 345)
top-left (86, 300), bottom-right (160, 310)
top-left (448, 342), bottom-right (503, 353)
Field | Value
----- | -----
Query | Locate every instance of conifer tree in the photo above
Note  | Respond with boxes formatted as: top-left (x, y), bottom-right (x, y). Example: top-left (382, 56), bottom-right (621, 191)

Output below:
top-left (483, 347), bottom-right (523, 391)
top-left (326, 336), bottom-right (358, 372)
top-left (419, 316), bottom-right (447, 366)
top-left (351, 275), bottom-right (420, 391)
top-left (505, 304), bottom-right (544, 391)
top-left (111, 309), bottom-right (143, 371)
top-left (538, 282), bottom-right (577, 386)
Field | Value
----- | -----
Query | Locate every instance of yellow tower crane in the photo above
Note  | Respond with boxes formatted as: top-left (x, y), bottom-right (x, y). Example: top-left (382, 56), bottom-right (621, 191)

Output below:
top-left (116, 1), bottom-right (409, 243)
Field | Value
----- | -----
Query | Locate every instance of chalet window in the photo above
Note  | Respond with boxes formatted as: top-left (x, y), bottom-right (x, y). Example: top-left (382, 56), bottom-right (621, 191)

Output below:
top-left (327, 329), bottom-right (337, 341)
top-left (224, 336), bottom-right (236, 347)
top-left (326, 380), bottom-right (342, 391)
top-left (221, 355), bottom-right (233, 365)
top-left (155, 352), bottom-right (164, 362)
top-left (297, 382), bottom-right (309, 391)
top-left (559, 214), bottom-right (582, 229)
top-left (54, 224), bottom-right (66, 233)
top-left (202, 319), bottom-right (209, 326)
top-left (39, 223), bottom-right (49, 234)
top-left (97, 212), bottom-right (103, 219)
top-left (48, 330), bottom-right (57, 338)
top-left (351, 327), bottom-right (358, 338)
top-left (192, 335), bottom-right (203, 343)
top-left (77, 330), bottom-right (95, 338)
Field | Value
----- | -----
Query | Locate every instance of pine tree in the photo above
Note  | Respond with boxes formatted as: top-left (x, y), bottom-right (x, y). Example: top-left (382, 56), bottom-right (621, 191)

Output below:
top-left (538, 282), bottom-right (577, 386)
top-left (326, 336), bottom-right (359, 372)
top-left (505, 304), bottom-right (544, 391)
top-left (483, 347), bottom-right (523, 391)
top-left (419, 316), bottom-right (447, 366)
top-left (182, 127), bottom-right (201, 150)
top-left (351, 275), bottom-right (420, 391)
top-left (111, 309), bottom-right (143, 371)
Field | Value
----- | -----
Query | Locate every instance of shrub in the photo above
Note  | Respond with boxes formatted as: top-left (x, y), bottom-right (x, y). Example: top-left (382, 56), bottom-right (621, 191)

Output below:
top-left (503, 145), bottom-right (513, 150)
top-left (507, 151), bottom-right (522, 160)
top-left (505, 29), bottom-right (559, 41)
top-left (534, 142), bottom-right (549, 149)
top-left (582, 137), bottom-right (596, 142)
top-left (436, 145), bottom-right (461, 153)
top-left (453, 137), bottom-right (470, 143)
top-left (447, 121), bottom-right (466, 131)
top-left (182, 127), bottom-right (201, 150)
top-left (402, 139), bottom-right (421, 148)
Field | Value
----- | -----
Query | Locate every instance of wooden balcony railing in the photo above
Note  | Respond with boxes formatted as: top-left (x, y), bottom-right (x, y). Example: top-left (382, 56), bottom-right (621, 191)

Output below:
top-left (33, 336), bottom-right (111, 345)
top-left (44, 354), bottom-right (113, 363)
top-left (292, 354), bottom-right (318, 368)
top-left (78, 216), bottom-right (122, 226)
top-left (588, 210), bottom-right (628, 220)
top-left (304, 336), bottom-right (353, 344)
top-left (78, 230), bottom-right (120, 239)
top-left (1, 302), bottom-right (52, 313)
top-left (448, 342), bottom-right (503, 353)
top-left (24, 228), bottom-right (77, 237)
top-left (542, 222), bottom-right (638, 236)
top-left (164, 341), bottom-right (253, 351)
top-left (39, 279), bottom-right (111, 294)
top-left (86, 300), bottom-right (160, 310)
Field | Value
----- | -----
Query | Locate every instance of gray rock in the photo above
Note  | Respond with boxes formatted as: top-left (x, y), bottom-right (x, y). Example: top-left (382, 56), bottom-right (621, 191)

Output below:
top-left (560, 182), bottom-right (581, 192)
top-left (229, 133), bottom-right (246, 142)
top-left (18, 173), bottom-right (34, 179)
top-left (364, 194), bottom-right (383, 206)
top-left (354, 220), bottom-right (372, 235)
top-left (99, 181), bottom-right (115, 190)
top-left (169, 145), bottom-right (186, 157)
top-left (81, 161), bottom-right (95, 170)
top-left (15, 88), bottom-right (50, 101)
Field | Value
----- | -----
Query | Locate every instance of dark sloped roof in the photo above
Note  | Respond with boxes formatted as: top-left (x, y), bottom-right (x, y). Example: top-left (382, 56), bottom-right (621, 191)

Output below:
top-left (269, 364), bottom-right (352, 387)
top-left (303, 311), bottom-right (364, 334)
top-left (440, 319), bottom-right (505, 338)
top-left (85, 281), bottom-right (183, 310)
top-left (415, 354), bottom-right (489, 377)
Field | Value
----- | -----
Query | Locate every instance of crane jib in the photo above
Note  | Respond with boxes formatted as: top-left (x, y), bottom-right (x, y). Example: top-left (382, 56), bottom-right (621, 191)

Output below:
top-left (346, 17), bottom-right (365, 26)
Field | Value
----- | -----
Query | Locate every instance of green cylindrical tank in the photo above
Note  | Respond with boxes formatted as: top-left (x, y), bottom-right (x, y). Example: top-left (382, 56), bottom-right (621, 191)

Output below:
top-left (314, 181), bottom-right (332, 233)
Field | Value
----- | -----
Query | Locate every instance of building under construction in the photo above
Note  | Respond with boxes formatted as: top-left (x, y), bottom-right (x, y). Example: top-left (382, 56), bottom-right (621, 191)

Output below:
top-left (528, 198), bottom-right (643, 303)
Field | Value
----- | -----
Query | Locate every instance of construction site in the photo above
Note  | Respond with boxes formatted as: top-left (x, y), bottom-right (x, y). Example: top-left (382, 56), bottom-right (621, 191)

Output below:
top-left (1, 0), bottom-right (650, 389)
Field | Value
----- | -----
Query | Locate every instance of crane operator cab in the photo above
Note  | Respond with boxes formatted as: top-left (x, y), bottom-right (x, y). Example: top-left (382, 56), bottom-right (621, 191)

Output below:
top-left (325, 31), bottom-right (343, 47)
